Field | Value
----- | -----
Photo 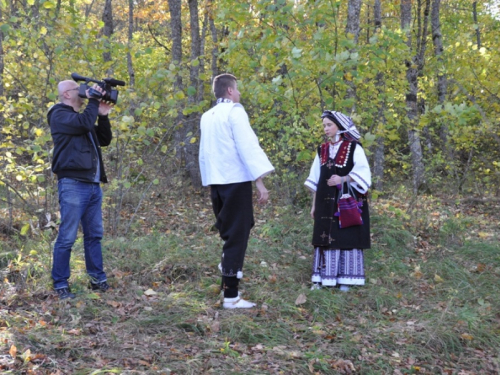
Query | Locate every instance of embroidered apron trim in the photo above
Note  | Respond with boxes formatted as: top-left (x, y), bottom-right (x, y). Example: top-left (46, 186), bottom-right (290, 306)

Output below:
top-left (320, 141), bottom-right (353, 168)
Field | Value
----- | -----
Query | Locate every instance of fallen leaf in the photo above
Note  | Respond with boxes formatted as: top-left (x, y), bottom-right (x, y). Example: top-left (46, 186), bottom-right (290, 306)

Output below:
top-left (9, 344), bottom-right (17, 358)
top-left (144, 289), bottom-right (157, 296)
top-left (434, 274), bottom-right (444, 283)
top-left (331, 359), bottom-right (356, 371)
top-left (295, 293), bottom-right (307, 305)
top-left (476, 263), bottom-right (486, 272)
top-left (106, 300), bottom-right (121, 308)
top-left (22, 349), bottom-right (32, 362)
top-left (211, 321), bottom-right (220, 333)
top-left (411, 265), bottom-right (423, 279)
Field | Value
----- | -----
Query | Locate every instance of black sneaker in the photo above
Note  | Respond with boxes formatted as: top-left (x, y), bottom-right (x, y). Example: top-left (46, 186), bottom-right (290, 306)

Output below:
top-left (55, 287), bottom-right (75, 300)
top-left (89, 281), bottom-right (110, 292)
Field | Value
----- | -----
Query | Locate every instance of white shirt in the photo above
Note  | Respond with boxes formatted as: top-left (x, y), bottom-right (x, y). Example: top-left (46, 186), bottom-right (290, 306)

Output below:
top-left (304, 141), bottom-right (371, 194)
top-left (199, 102), bottom-right (274, 186)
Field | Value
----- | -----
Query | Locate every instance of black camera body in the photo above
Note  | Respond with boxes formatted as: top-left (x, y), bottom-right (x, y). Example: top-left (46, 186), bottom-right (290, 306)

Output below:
top-left (71, 73), bottom-right (125, 104)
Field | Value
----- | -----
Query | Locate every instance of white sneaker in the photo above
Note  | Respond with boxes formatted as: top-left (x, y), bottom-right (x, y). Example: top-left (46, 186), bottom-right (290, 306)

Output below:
top-left (339, 285), bottom-right (350, 292)
top-left (223, 297), bottom-right (256, 309)
top-left (310, 283), bottom-right (322, 290)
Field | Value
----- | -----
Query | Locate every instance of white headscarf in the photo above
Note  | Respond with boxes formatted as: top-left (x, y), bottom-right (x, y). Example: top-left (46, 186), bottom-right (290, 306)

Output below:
top-left (321, 110), bottom-right (361, 141)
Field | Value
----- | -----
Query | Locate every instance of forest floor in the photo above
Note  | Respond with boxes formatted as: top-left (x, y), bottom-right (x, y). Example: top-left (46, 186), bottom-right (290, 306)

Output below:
top-left (1, 191), bottom-right (500, 374)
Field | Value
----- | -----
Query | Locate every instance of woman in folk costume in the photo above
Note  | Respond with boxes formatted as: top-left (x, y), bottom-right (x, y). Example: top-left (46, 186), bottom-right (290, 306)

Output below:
top-left (304, 110), bottom-right (371, 291)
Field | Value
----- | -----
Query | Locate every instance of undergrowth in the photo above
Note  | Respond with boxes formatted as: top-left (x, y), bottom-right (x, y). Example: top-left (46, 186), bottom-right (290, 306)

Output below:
top-left (1, 194), bottom-right (499, 374)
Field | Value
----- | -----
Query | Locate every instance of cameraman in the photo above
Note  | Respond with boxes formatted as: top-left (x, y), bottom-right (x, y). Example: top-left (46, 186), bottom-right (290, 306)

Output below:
top-left (48, 80), bottom-right (113, 299)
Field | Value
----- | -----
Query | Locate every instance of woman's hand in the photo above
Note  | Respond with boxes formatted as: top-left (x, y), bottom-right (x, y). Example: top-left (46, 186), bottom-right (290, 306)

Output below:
top-left (310, 192), bottom-right (316, 219)
top-left (327, 174), bottom-right (350, 186)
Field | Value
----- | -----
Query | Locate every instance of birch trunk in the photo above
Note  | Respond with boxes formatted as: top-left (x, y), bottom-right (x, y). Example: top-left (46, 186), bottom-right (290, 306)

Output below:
top-left (401, 0), bottom-right (427, 193)
top-left (345, 0), bottom-right (362, 113)
top-left (431, 0), bottom-right (451, 160)
top-left (372, 0), bottom-right (386, 191)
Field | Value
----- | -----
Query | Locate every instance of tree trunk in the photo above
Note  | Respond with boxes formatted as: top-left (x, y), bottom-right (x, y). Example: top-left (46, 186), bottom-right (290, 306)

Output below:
top-left (401, 0), bottom-right (426, 193)
top-left (188, 0), bottom-right (201, 106)
top-left (127, 0), bottom-right (135, 87)
top-left (168, 0), bottom-right (183, 90)
top-left (0, 6), bottom-right (4, 142)
top-left (168, 0), bottom-right (201, 188)
top-left (208, 0), bottom-right (219, 80)
top-left (102, 0), bottom-right (113, 71)
top-left (345, 0), bottom-right (362, 113)
top-left (431, 0), bottom-right (451, 160)
top-left (199, 7), bottom-right (208, 102)
top-left (372, 0), bottom-right (386, 191)
top-left (473, 2), bottom-right (481, 49)
top-left (186, 0), bottom-right (202, 188)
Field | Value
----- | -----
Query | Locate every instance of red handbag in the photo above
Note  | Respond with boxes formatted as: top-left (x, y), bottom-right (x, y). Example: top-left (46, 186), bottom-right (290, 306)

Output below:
top-left (334, 183), bottom-right (363, 228)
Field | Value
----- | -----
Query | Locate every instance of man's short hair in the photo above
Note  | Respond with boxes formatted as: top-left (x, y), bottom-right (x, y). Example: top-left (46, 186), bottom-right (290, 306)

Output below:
top-left (213, 74), bottom-right (237, 98)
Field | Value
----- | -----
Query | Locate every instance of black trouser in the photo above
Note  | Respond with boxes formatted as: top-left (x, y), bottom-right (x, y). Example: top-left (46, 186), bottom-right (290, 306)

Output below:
top-left (211, 182), bottom-right (254, 278)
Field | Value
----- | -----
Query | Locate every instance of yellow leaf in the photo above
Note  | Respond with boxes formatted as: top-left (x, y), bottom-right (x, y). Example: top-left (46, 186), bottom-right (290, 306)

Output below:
top-left (22, 349), bottom-right (31, 363)
top-left (461, 333), bottom-right (474, 341)
top-left (434, 274), bottom-right (444, 283)
top-left (9, 345), bottom-right (17, 358)
top-left (189, 137), bottom-right (197, 144)
top-left (411, 265), bottom-right (423, 279)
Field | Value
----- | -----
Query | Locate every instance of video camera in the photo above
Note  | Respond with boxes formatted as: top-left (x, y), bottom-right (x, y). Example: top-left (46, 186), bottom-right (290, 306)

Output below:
top-left (71, 72), bottom-right (125, 104)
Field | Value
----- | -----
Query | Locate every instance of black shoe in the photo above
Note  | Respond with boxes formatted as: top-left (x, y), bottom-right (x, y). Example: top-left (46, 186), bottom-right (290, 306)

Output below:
top-left (89, 281), bottom-right (110, 292)
top-left (55, 287), bottom-right (75, 300)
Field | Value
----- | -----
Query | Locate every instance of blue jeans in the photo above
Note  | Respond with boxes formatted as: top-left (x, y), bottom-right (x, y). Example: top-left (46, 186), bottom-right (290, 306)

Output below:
top-left (52, 179), bottom-right (106, 289)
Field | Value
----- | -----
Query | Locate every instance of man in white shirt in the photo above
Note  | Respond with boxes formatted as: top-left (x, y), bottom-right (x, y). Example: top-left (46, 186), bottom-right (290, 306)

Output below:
top-left (199, 74), bottom-right (274, 309)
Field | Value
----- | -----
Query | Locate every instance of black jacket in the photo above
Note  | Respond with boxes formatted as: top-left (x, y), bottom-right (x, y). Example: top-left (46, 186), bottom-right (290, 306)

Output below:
top-left (48, 99), bottom-right (112, 183)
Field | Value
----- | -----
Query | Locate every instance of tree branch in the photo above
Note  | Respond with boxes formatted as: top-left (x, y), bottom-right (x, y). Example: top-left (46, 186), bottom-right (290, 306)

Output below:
top-left (147, 23), bottom-right (170, 53)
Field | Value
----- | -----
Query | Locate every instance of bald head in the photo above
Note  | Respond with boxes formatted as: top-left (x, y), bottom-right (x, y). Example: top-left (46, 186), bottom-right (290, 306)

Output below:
top-left (58, 80), bottom-right (78, 99)
top-left (57, 80), bottom-right (84, 111)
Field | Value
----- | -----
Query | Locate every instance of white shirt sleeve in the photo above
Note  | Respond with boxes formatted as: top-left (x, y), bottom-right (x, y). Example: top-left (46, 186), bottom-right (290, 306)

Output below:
top-left (349, 145), bottom-right (371, 194)
top-left (229, 106), bottom-right (274, 180)
top-left (304, 154), bottom-right (320, 192)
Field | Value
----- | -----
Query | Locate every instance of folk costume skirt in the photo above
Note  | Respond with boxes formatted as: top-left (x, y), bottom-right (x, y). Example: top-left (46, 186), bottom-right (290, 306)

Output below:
top-left (311, 248), bottom-right (365, 286)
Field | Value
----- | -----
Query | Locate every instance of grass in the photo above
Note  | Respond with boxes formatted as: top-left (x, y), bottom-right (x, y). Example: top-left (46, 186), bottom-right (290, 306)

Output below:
top-left (1, 194), bottom-right (500, 374)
